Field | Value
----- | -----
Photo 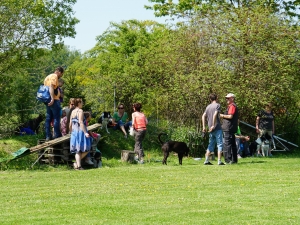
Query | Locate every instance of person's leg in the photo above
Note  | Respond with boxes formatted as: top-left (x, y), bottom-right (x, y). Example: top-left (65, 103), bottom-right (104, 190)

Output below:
top-left (45, 105), bottom-right (53, 140)
top-left (231, 133), bottom-right (238, 163)
top-left (52, 100), bottom-right (62, 139)
top-left (204, 132), bottom-right (215, 164)
top-left (267, 130), bottom-right (273, 156)
top-left (117, 120), bottom-right (127, 136)
top-left (223, 131), bottom-right (230, 163)
top-left (134, 130), bottom-right (146, 162)
top-left (216, 129), bottom-right (224, 165)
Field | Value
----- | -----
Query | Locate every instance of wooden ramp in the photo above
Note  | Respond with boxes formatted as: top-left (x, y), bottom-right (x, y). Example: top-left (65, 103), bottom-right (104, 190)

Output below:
top-left (29, 123), bottom-right (102, 153)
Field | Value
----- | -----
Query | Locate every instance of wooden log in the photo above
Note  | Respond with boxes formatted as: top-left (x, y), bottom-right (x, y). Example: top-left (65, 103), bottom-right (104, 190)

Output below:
top-left (121, 150), bottom-right (135, 163)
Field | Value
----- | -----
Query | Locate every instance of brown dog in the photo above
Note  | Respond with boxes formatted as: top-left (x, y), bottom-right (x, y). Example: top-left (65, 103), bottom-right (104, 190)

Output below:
top-left (158, 133), bottom-right (189, 165)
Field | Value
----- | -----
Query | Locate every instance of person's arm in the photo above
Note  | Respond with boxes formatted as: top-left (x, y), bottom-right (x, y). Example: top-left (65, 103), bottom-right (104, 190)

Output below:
top-left (256, 116), bottom-right (260, 133)
top-left (112, 113), bottom-right (117, 125)
top-left (78, 110), bottom-right (90, 138)
top-left (209, 111), bottom-right (218, 132)
top-left (47, 84), bottom-right (55, 106)
top-left (202, 112), bottom-right (206, 132)
top-left (132, 113), bottom-right (136, 129)
top-left (69, 112), bottom-right (73, 133)
top-left (220, 105), bottom-right (235, 119)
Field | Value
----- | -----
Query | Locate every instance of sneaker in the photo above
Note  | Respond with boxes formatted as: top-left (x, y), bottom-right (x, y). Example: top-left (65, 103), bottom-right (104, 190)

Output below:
top-left (85, 158), bottom-right (94, 165)
top-left (218, 162), bottom-right (225, 165)
top-left (93, 159), bottom-right (98, 168)
top-left (124, 134), bottom-right (128, 139)
top-left (98, 161), bottom-right (102, 168)
top-left (134, 155), bottom-right (139, 161)
top-left (138, 160), bottom-right (144, 164)
top-left (45, 137), bottom-right (52, 142)
top-left (237, 154), bottom-right (242, 159)
top-left (204, 161), bottom-right (213, 165)
top-left (257, 153), bottom-right (262, 157)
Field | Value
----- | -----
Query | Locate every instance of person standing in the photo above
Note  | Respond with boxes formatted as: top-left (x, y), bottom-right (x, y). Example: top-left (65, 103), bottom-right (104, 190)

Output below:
top-left (132, 103), bottom-right (148, 164)
top-left (202, 94), bottom-right (225, 165)
top-left (69, 98), bottom-right (92, 170)
top-left (44, 66), bottom-right (64, 141)
top-left (220, 93), bottom-right (239, 164)
top-left (255, 103), bottom-right (275, 156)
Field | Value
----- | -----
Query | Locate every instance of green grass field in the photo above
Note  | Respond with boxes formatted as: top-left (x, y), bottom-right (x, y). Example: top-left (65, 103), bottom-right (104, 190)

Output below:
top-left (0, 128), bottom-right (300, 224)
top-left (1, 156), bottom-right (300, 224)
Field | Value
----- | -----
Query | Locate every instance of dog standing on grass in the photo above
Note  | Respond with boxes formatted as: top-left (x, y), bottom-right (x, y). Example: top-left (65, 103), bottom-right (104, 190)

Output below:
top-left (158, 133), bottom-right (189, 165)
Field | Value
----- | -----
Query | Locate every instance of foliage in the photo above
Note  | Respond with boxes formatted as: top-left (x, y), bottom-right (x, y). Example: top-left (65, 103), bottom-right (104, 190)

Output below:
top-left (70, 20), bottom-right (170, 115)
top-left (0, 0), bottom-right (79, 75)
top-left (145, 0), bottom-right (300, 20)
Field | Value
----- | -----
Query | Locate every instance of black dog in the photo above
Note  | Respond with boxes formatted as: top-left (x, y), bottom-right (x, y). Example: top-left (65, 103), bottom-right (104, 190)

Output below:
top-left (16, 114), bottom-right (44, 135)
top-left (158, 133), bottom-right (189, 165)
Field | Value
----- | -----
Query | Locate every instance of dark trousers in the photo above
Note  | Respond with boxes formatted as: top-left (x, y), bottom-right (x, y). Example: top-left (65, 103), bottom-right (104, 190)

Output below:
top-left (223, 131), bottom-right (238, 163)
top-left (134, 129), bottom-right (146, 159)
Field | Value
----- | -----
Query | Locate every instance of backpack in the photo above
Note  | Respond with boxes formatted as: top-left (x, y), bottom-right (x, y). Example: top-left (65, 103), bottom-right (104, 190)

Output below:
top-left (36, 85), bottom-right (51, 103)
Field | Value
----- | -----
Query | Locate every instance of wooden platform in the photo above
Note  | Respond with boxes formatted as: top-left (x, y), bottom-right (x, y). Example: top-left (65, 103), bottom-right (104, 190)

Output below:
top-left (29, 123), bottom-right (101, 153)
top-left (33, 123), bottom-right (101, 166)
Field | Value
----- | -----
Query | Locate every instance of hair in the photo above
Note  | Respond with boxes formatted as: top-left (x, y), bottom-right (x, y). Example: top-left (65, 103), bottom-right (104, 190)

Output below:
top-left (69, 98), bottom-right (75, 105)
top-left (133, 103), bottom-right (142, 112)
top-left (55, 66), bottom-right (64, 73)
top-left (209, 94), bottom-right (217, 101)
top-left (74, 98), bottom-right (82, 107)
top-left (118, 103), bottom-right (124, 109)
top-left (83, 111), bottom-right (91, 120)
top-left (66, 107), bottom-right (74, 134)
top-left (58, 78), bottom-right (64, 84)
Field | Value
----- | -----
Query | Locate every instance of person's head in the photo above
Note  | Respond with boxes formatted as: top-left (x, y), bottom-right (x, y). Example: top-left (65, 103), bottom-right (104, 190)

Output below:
top-left (62, 109), bottom-right (66, 118)
top-left (69, 98), bottom-right (75, 109)
top-left (225, 93), bottom-right (235, 104)
top-left (74, 98), bottom-right (84, 108)
top-left (84, 112), bottom-right (91, 121)
top-left (265, 102), bottom-right (272, 110)
top-left (58, 78), bottom-right (64, 87)
top-left (132, 103), bottom-right (142, 112)
top-left (118, 103), bottom-right (125, 111)
top-left (209, 93), bottom-right (217, 102)
top-left (55, 66), bottom-right (64, 78)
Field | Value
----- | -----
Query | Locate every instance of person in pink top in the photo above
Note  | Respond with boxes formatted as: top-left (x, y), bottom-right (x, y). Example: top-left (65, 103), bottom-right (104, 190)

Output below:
top-left (132, 103), bottom-right (148, 164)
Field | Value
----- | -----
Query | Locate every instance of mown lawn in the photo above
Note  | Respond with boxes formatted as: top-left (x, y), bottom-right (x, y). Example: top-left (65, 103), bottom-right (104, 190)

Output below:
top-left (1, 155), bottom-right (300, 225)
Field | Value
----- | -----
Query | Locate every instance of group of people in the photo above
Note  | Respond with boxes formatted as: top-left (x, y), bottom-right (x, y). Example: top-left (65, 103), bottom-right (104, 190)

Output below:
top-left (43, 67), bottom-right (148, 169)
top-left (202, 93), bottom-right (275, 165)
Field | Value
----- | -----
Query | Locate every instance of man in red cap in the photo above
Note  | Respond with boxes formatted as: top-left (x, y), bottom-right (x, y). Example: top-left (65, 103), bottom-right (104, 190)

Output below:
top-left (220, 93), bottom-right (239, 164)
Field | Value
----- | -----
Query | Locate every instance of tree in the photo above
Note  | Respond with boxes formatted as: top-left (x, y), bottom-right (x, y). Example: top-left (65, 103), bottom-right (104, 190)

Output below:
top-left (145, 0), bottom-right (300, 20)
top-left (0, 0), bottom-right (79, 96)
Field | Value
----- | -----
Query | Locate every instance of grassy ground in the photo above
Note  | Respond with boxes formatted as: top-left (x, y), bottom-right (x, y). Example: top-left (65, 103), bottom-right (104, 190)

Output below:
top-left (0, 157), bottom-right (300, 224)
top-left (0, 127), bottom-right (300, 224)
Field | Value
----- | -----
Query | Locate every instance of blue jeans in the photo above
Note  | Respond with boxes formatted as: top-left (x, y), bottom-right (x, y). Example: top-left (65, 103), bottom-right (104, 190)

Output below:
top-left (207, 129), bottom-right (223, 152)
top-left (113, 120), bottom-right (132, 132)
top-left (45, 100), bottom-right (62, 139)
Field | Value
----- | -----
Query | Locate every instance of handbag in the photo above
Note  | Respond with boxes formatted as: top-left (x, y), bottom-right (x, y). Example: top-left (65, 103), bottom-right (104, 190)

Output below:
top-left (36, 85), bottom-right (51, 103)
top-left (129, 126), bottom-right (134, 136)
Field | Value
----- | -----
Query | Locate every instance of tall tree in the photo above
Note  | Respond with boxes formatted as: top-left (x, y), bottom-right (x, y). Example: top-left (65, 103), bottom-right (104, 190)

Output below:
top-left (0, 0), bottom-right (79, 90)
top-left (145, 0), bottom-right (300, 20)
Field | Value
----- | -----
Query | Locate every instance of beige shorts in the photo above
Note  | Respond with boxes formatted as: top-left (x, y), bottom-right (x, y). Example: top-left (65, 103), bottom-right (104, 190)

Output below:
top-left (258, 129), bottom-right (272, 138)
